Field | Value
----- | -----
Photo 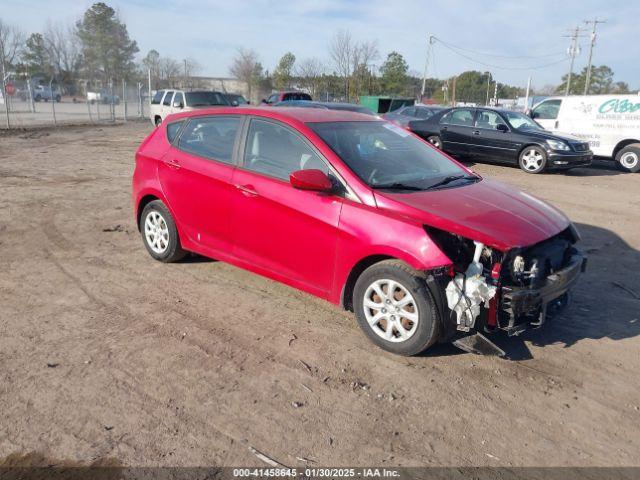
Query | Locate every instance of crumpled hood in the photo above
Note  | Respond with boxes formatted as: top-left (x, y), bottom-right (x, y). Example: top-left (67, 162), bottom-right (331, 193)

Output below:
top-left (374, 178), bottom-right (570, 251)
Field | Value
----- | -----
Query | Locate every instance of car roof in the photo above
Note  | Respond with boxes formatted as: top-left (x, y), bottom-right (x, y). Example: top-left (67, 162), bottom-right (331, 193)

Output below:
top-left (168, 106), bottom-right (381, 123)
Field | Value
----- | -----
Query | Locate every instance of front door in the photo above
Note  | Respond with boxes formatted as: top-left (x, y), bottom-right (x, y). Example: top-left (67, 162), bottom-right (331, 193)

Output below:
top-left (157, 115), bottom-right (242, 253)
top-left (531, 99), bottom-right (562, 132)
top-left (469, 109), bottom-right (518, 161)
top-left (440, 108), bottom-right (477, 156)
top-left (230, 118), bottom-right (343, 296)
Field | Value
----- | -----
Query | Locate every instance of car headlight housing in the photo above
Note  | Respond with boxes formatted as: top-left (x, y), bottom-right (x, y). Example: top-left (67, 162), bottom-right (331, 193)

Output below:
top-left (546, 139), bottom-right (570, 151)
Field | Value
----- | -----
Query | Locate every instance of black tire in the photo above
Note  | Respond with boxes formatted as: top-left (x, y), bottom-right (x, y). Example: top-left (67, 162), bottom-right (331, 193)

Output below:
top-left (139, 200), bottom-right (187, 263)
top-left (353, 260), bottom-right (440, 356)
top-left (615, 144), bottom-right (640, 173)
top-left (154, 116), bottom-right (162, 127)
top-left (518, 145), bottom-right (547, 174)
top-left (426, 135), bottom-right (442, 149)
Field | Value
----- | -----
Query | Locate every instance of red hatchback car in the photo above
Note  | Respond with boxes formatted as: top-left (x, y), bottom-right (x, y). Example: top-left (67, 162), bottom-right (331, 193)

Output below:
top-left (132, 107), bottom-right (586, 356)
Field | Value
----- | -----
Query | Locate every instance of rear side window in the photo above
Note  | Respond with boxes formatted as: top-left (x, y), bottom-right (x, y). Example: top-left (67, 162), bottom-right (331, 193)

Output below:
top-left (173, 92), bottom-right (184, 107)
top-left (163, 91), bottom-right (174, 106)
top-left (178, 116), bottom-right (241, 164)
top-left (166, 121), bottom-right (184, 143)
top-left (244, 119), bottom-right (327, 181)
top-left (151, 90), bottom-right (164, 105)
top-left (442, 109), bottom-right (475, 126)
top-left (533, 100), bottom-right (561, 120)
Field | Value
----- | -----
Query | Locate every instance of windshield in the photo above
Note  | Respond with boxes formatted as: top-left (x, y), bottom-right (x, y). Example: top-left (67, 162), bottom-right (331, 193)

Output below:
top-left (309, 121), bottom-right (475, 190)
top-left (185, 92), bottom-right (229, 107)
top-left (503, 111), bottom-right (543, 131)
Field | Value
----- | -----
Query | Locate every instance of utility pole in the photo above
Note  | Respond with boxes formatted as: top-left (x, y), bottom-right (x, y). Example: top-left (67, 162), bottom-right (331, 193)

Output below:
top-left (420, 35), bottom-right (436, 99)
top-left (563, 26), bottom-right (586, 96)
top-left (485, 72), bottom-right (491, 106)
top-left (183, 59), bottom-right (188, 89)
top-left (583, 18), bottom-right (606, 95)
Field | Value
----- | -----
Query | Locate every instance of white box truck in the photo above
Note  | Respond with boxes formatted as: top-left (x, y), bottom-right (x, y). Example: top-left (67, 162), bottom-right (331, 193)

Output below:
top-left (530, 94), bottom-right (640, 172)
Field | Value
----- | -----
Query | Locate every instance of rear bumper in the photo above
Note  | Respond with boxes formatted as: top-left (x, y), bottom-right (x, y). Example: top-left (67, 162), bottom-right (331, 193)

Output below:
top-left (499, 251), bottom-right (587, 335)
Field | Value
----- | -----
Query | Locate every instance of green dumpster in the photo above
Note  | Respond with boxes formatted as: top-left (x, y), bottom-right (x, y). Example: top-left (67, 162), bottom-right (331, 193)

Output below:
top-left (359, 96), bottom-right (415, 114)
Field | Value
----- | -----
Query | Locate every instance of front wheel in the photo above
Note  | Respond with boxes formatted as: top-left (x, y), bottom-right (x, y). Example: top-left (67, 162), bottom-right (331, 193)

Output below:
top-left (426, 135), bottom-right (442, 149)
top-left (139, 200), bottom-right (187, 263)
top-left (616, 144), bottom-right (640, 173)
top-left (353, 260), bottom-right (439, 356)
top-left (519, 146), bottom-right (547, 174)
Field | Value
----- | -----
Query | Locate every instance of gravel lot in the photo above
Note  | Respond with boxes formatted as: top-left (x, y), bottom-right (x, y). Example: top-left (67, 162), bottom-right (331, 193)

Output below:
top-left (1, 122), bottom-right (639, 468)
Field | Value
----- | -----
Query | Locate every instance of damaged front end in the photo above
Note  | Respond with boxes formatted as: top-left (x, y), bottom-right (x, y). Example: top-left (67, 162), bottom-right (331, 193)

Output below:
top-left (425, 225), bottom-right (587, 341)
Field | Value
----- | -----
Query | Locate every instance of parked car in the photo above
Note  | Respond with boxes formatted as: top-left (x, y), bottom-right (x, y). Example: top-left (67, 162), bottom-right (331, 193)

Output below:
top-left (132, 107), bottom-right (585, 356)
top-left (33, 85), bottom-right (61, 103)
top-left (87, 90), bottom-right (120, 105)
top-left (529, 94), bottom-right (640, 172)
top-left (150, 90), bottom-right (230, 126)
top-left (225, 93), bottom-right (249, 106)
top-left (262, 90), bottom-right (312, 105)
top-left (383, 105), bottom-right (445, 127)
top-left (409, 107), bottom-right (593, 173)
top-left (274, 100), bottom-right (376, 116)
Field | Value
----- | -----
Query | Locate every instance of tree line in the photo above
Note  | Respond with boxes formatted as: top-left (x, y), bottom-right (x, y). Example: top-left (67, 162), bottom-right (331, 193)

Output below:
top-left (1, 3), bottom-right (633, 102)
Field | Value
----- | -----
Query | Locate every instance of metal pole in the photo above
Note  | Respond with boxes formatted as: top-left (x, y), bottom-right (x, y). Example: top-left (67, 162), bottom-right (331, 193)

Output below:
top-left (524, 76), bottom-right (531, 112)
top-left (583, 19), bottom-right (605, 95)
top-left (420, 35), bottom-right (435, 98)
top-left (1, 60), bottom-right (9, 128)
top-left (485, 73), bottom-right (491, 106)
top-left (49, 77), bottom-right (57, 126)
top-left (564, 26), bottom-right (582, 97)
top-left (148, 68), bottom-right (152, 118)
top-left (123, 79), bottom-right (127, 122)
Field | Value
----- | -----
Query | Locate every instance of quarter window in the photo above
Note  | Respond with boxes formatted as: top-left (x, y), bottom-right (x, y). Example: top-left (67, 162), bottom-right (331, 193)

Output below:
top-left (163, 91), bottom-right (174, 106)
top-left (442, 109), bottom-right (475, 126)
top-left (173, 92), bottom-right (184, 107)
top-left (244, 119), bottom-right (328, 181)
top-left (178, 116), bottom-right (241, 164)
top-left (533, 100), bottom-right (561, 120)
top-left (166, 121), bottom-right (184, 143)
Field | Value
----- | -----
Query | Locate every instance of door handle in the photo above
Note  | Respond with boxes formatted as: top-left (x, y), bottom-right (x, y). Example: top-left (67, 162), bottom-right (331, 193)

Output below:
top-left (164, 158), bottom-right (181, 170)
top-left (235, 184), bottom-right (258, 197)
top-left (472, 130), bottom-right (480, 135)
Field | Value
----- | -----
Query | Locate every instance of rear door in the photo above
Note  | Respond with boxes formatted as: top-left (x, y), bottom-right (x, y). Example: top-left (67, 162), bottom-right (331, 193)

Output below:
top-left (157, 115), bottom-right (243, 253)
top-left (229, 117), bottom-right (343, 296)
top-left (531, 99), bottom-right (562, 131)
top-left (470, 109), bottom-right (518, 161)
top-left (440, 108), bottom-right (477, 156)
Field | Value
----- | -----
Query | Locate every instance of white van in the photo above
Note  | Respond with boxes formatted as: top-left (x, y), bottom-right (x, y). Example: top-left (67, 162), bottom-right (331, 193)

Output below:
top-left (530, 94), bottom-right (640, 172)
top-left (150, 90), bottom-right (230, 126)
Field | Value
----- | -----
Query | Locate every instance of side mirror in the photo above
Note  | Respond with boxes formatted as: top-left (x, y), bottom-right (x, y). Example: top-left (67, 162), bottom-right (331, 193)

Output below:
top-left (173, 101), bottom-right (184, 108)
top-left (531, 111), bottom-right (539, 119)
top-left (290, 169), bottom-right (332, 192)
top-left (261, 99), bottom-right (267, 104)
top-left (231, 100), bottom-right (239, 106)
top-left (496, 123), bottom-right (509, 132)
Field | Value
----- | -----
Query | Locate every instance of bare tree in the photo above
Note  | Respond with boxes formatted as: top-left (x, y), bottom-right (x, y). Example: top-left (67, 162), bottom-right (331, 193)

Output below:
top-left (351, 39), bottom-right (379, 97)
top-left (159, 57), bottom-right (181, 86)
top-left (0, 18), bottom-right (25, 79)
top-left (295, 57), bottom-right (325, 98)
top-left (43, 21), bottom-right (80, 85)
top-left (229, 48), bottom-right (261, 100)
top-left (329, 30), bottom-right (353, 100)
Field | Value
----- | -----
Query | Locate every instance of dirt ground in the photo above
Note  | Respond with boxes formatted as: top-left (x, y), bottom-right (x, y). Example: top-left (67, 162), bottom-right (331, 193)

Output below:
top-left (1, 122), bottom-right (639, 468)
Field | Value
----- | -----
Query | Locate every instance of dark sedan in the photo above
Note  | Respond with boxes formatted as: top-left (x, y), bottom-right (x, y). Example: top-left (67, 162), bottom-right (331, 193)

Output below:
top-left (408, 107), bottom-right (593, 173)
top-left (383, 104), bottom-right (445, 127)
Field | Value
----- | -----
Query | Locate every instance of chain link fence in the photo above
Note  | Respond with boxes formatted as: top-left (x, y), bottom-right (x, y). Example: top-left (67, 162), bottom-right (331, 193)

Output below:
top-left (1, 79), bottom-right (151, 129)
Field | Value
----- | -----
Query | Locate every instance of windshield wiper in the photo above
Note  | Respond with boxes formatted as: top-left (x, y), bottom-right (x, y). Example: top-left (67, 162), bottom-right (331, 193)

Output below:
top-left (426, 174), bottom-right (476, 190)
top-left (371, 182), bottom-right (424, 191)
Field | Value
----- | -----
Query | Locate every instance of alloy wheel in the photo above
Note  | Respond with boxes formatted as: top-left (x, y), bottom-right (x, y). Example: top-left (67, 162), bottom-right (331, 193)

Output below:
top-left (522, 148), bottom-right (544, 171)
top-left (620, 151), bottom-right (639, 169)
top-left (144, 211), bottom-right (170, 254)
top-left (363, 279), bottom-right (419, 342)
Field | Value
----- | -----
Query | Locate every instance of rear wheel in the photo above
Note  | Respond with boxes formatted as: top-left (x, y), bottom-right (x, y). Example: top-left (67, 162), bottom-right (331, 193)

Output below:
top-left (353, 260), bottom-right (439, 356)
top-left (519, 146), bottom-right (547, 174)
top-left (616, 144), bottom-right (640, 173)
top-left (139, 200), bottom-right (186, 263)
top-left (426, 135), bottom-right (442, 149)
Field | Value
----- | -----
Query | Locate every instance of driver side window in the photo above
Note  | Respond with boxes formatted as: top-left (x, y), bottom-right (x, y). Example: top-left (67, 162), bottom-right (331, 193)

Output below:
top-left (243, 119), bottom-right (329, 181)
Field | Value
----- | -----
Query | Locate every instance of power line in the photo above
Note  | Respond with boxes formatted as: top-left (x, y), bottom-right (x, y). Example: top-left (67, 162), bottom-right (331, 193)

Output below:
top-left (434, 37), bottom-right (566, 60)
top-left (433, 38), bottom-right (568, 71)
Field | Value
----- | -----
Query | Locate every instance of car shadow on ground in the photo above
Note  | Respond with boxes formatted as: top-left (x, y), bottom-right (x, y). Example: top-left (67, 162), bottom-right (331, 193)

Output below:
top-left (458, 157), bottom-right (626, 177)
top-left (484, 222), bottom-right (640, 361)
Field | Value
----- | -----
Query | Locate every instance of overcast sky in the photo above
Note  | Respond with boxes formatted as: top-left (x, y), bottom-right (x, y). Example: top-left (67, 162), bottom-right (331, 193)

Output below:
top-left (3, 0), bottom-right (638, 89)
